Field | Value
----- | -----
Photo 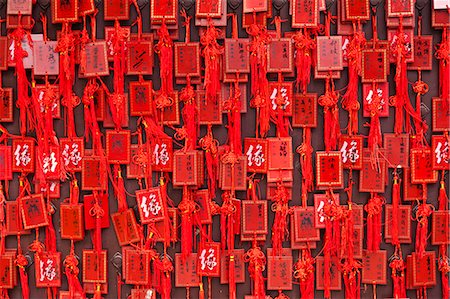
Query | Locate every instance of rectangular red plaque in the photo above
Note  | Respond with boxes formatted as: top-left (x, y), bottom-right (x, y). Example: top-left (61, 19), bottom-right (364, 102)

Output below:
top-left (136, 187), bottom-right (165, 224)
top-left (152, 137), bottom-right (173, 172)
top-left (361, 49), bottom-right (387, 83)
top-left (412, 251), bottom-right (436, 287)
top-left (410, 148), bottom-right (438, 184)
top-left (156, 91), bottom-right (180, 125)
top-left (33, 41), bottom-right (59, 76)
top-left (345, 0), bottom-right (370, 20)
top-left (197, 242), bottom-right (220, 277)
top-left (83, 193), bottom-right (110, 230)
top-left (175, 253), bottom-right (199, 287)
top-left (267, 248), bottom-right (293, 290)
top-left (268, 137), bottom-right (293, 170)
top-left (224, 39), bottom-right (250, 73)
top-left (82, 250), bottom-right (107, 283)
top-left (403, 168), bottom-right (424, 201)
top-left (174, 43), bottom-right (201, 77)
top-left (432, 135), bottom-right (449, 170)
top-left (316, 151), bottom-right (343, 189)
top-left (316, 256), bottom-right (342, 290)
top-left (432, 98), bottom-right (450, 132)
top-left (7, 0), bottom-right (32, 14)
top-left (0, 146), bottom-right (12, 181)
top-left (104, 0), bottom-right (129, 20)
top-left (241, 200), bottom-right (268, 235)
top-left (314, 193), bottom-right (340, 228)
top-left (125, 250), bottom-right (150, 285)
top-left (130, 289), bottom-right (156, 299)
top-left (150, 0), bottom-right (177, 24)
top-left (362, 250), bottom-right (387, 284)
top-left (0, 37), bottom-right (8, 71)
top-left (106, 130), bottom-right (131, 164)
top-left (173, 150), bottom-right (198, 186)
top-left (20, 193), bottom-right (49, 229)
top-left (5, 201), bottom-right (30, 235)
top-left (83, 42), bottom-right (109, 77)
top-left (154, 208), bottom-right (177, 243)
top-left (243, 0), bottom-right (267, 12)
top-left (81, 156), bottom-right (108, 191)
top-left (432, 8), bottom-right (450, 28)
top-left (387, 0), bottom-right (414, 17)
top-left (196, 0), bottom-right (221, 18)
top-left (292, 93), bottom-right (317, 128)
top-left (268, 82), bottom-right (293, 116)
top-left (362, 83), bottom-right (390, 117)
top-left (244, 138), bottom-right (268, 173)
top-left (338, 135), bottom-right (363, 169)
top-left (129, 81), bottom-right (153, 116)
top-left (52, 0), bottom-right (78, 23)
top-left (385, 205), bottom-right (412, 244)
top-left (220, 249), bottom-right (246, 284)
top-left (383, 133), bottom-right (410, 168)
top-left (197, 90), bottom-right (222, 125)
top-left (111, 209), bottom-right (141, 246)
top-left (388, 28), bottom-right (414, 63)
top-left (12, 138), bottom-right (35, 173)
top-left (292, 207), bottom-right (320, 242)
top-left (0, 255), bottom-right (14, 289)
top-left (409, 36), bottom-right (433, 71)
top-left (432, 211), bottom-right (450, 245)
top-left (194, 189), bottom-right (212, 225)
top-left (35, 252), bottom-right (61, 287)
top-left (317, 36), bottom-right (343, 71)
top-left (360, 154), bottom-right (386, 193)
top-left (60, 203), bottom-right (84, 240)
top-left (0, 88), bottom-right (13, 122)
top-left (292, 0), bottom-right (318, 28)
top-left (127, 40), bottom-right (153, 75)
top-left (60, 137), bottom-right (84, 172)
top-left (221, 156), bottom-right (247, 191)
top-left (267, 39), bottom-right (293, 73)
top-left (127, 145), bottom-right (148, 179)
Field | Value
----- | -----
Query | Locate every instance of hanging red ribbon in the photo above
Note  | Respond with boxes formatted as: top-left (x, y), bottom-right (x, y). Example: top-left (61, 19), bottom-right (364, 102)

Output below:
top-left (364, 194), bottom-right (384, 251)
top-left (294, 249), bottom-right (315, 299)
top-left (319, 78), bottom-right (341, 151)
top-left (292, 28), bottom-right (315, 93)
top-left (155, 21), bottom-right (174, 97)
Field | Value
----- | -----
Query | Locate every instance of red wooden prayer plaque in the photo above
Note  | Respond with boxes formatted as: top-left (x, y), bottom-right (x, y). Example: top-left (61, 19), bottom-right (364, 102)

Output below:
top-left (220, 249), bottom-right (246, 284)
top-left (316, 256), bottom-right (342, 290)
top-left (127, 41), bottom-right (153, 75)
top-left (83, 42), bottom-right (109, 77)
top-left (360, 154), bottom-right (386, 193)
top-left (196, 0), bottom-right (221, 18)
top-left (104, 0), bottom-right (129, 20)
top-left (432, 211), bottom-right (450, 245)
top-left (125, 250), bottom-right (150, 285)
top-left (345, 0), bottom-right (370, 20)
top-left (197, 90), bottom-right (222, 125)
top-left (127, 144), bottom-right (148, 179)
top-left (387, 0), bottom-right (414, 17)
top-left (388, 28), bottom-right (414, 63)
top-left (351, 203), bottom-right (364, 227)
top-left (198, 242), bottom-right (220, 277)
top-left (175, 253), bottom-right (199, 287)
top-left (243, 0), bottom-right (267, 12)
top-left (82, 250), bottom-right (107, 283)
top-left (316, 151), bottom-right (343, 189)
top-left (173, 150), bottom-right (198, 186)
top-left (361, 49), bottom-right (387, 83)
top-left (7, 0), bottom-right (32, 14)
top-left (136, 187), bottom-right (165, 224)
top-left (241, 200), bottom-right (268, 235)
top-left (412, 251), bottom-right (436, 287)
top-left (12, 138), bottom-right (35, 173)
top-left (152, 137), bottom-right (173, 172)
top-left (316, 36), bottom-right (343, 71)
top-left (80, 0), bottom-right (95, 15)
top-left (0, 37), bottom-right (8, 71)
top-left (432, 135), bottom-right (449, 170)
top-left (154, 208), bottom-right (177, 243)
top-left (111, 208), bottom-right (141, 246)
top-left (268, 82), bottom-right (293, 116)
top-left (292, 207), bottom-right (320, 242)
top-left (52, 0), bottom-right (78, 23)
top-left (60, 203), bottom-right (84, 240)
top-left (150, 0), bottom-right (177, 24)
top-left (292, 93), bottom-right (317, 128)
top-left (106, 130), bottom-right (131, 164)
top-left (432, 8), bottom-right (450, 28)
top-left (174, 43), bottom-right (201, 77)
top-left (409, 36), bottom-right (433, 71)
top-left (33, 41), bottom-right (59, 76)
top-left (383, 133), bottom-right (409, 168)
top-left (244, 138), bottom-right (268, 173)
top-left (224, 39), bottom-right (250, 73)
top-left (267, 39), bottom-right (293, 73)
top-left (314, 193), bottom-right (340, 228)
top-left (242, 12), bottom-right (267, 28)
top-left (267, 169), bottom-right (293, 183)
top-left (194, 189), bottom-right (212, 225)
top-left (82, 156), bottom-right (108, 191)
top-left (385, 204), bottom-right (412, 244)
top-left (221, 156), bottom-right (247, 191)
top-left (410, 148), bottom-right (438, 184)
top-left (338, 135), bottom-right (363, 169)
top-left (129, 81), bottom-right (153, 116)
top-left (362, 83), bottom-right (389, 117)
top-left (94, 88), bottom-right (106, 121)
top-left (268, 137), bottom-right (293, 170)
top-left (292, 0), bottom-right (318, 28)
top-left (35, 252), bottom-right (61, 288)
top-left (20, 194), bottom-right (49, 229)
top-left (130, 289), bottom-right (156, 299)
top-left (5, 201), bottom-right (29, 235)
top-left (267, 248), bottom-right (293, 290)
top-left (104, 27), bottom-right (130, 62)
top-left (403, 168), bottom-right (424, 201)
top-left (60, 137), bottom-right (84, 172)
top-left (0, 88), bottom-right (13, 122)
top-left (0, 146), bottom-right (12, 181)
top-left (362, 250), bottom-right (387, 284)
top-left (0, 255), bottom-right (14, 289)
top-left (341, 225), bottom-right (363, 259)
top-left (432, 98), bottom-right (450, 132)
top-left (34, 84), bottom-right (61, 119)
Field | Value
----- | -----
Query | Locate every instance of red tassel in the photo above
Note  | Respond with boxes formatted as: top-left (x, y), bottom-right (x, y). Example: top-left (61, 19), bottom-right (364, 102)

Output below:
top-left (319, 78), bottom-right (340, 151)
top-left (435, 28), bottom-right (450, 105)
top-left (439, 179), bottom-right (449, 211)
top-left (229, 254), bottom-right (236, 299)
top-left (296, 128), bottom-right (314, 206)
top-left (342, 259), bottom-right (362, 299)
top-left (364, 194), bottom-right (384, 251)
top-left (323, 218), bottom-right (332, 299)
top-left (180, 77), bottom-right (198, 150)
top-left (294, 249), bottom-right (315, 299)
top-left (199, 125), bottom-right (219, 198)
top-left (222, 82), bottom-right (242, 154)
top-left (389, 257), bottom-right (406, 299)
top-left (391, 173), bottom-right (400, 246)
top-left (159, 177), bottom-right (172, 247)
top-left (439, 255), bottom-right (450, 299)
top-left (160, 256), bottom-right (173, 299)
top-left (15, 251), bottom-right (30, 299)
top-left (179, 186), bottom-right (194, 260)
top-left (64, 244), bottom-right (85, 299)
top-left (292, 28), bottom-right (314, 93)
top-left (414, 203), bottom-right (433, 257)
top-left (114, 167), bottom-right (128, 212)
top-left (271, 181), bottom-right (290, 255)
top-left (155, 21), bottom-right (174, 96)
top-left (244, 242), bottom-right (266, 298)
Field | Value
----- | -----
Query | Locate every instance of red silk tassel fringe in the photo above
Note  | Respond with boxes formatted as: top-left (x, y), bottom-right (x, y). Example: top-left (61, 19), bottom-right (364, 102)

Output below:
top-left (294, 249), bottom-right (315, 299)
top-left (293, 28), bottom-right (314, 93)
top-left (271, 182), bottom-right (289, 255)
top-left (179, 186), bottom-right (194, 260)
top-left (415, 203), bottom-right (432, 257)
top-left (391, 173), bottom-right (400, 246)
top-left (436, 28), bottom-right (450, 105)
top-left (365, 195), bottom-right (384, 251)
top-left (319, 78), bottom-right (340, 151)
top-left (390, 258), bottom-right (406, 299)
top-left (155, 22), bottom-right (174, 96)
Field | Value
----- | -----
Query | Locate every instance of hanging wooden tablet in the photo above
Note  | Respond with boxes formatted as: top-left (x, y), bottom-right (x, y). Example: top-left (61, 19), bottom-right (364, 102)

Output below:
top-left (197, 242), bottom-right (220, 277)
top-left (244, 138), bottom-right (268, 173)
top-left (5, 201), bottom-right (29, 235)
top-left (111, 208), bottom-right (141, 246)
top-left (315, 151), bottom-right (343, 189)
top-left (83, 42), bottom-right (109, 77)
top-left (81, 156), bottom-right (108, 191)
top-left (60, 137), bottom-right (84, 172)
top-left (83, 193), bottom-right (110, 230)
top-left (292, 0), bottom-right (318, 28)
top-left (136, 187), bottom-right (165, 224)
top-left (338, 135), bottom-right (363, 169)
top-left (224, 39), bottom-right (250, 73)
top-left (267, 38), bottom-right (293, 73)
top-left (267, 248), bottom-right (293, 290)
top-left (385, 205), bottom-right (412, 244)
top-left (127, 41), bottom-right (153, 75)
top-left (362, 250), bottom-right (387, 284)
top-left (408, 36), bottom-right (433, 70)
top-left (0, 255), bottom-right (14, 289)
top-left (241, 200), bottom-right (268, 235)
top-left (104, 0), bottom-right (129, 20)
top-left (412, 251), bottom-right (436, 287)
top-left (314, 193), bottom-right (340, 229)
top-left (344, 0), bottom-right (370, 20)
top-left (316, 256), bottom-right (342, 291)
top-left (291, 207), bottom-right (320, 242)
top-left (431, 135), bottom-right (449, 170)
top-left (0, 88), bottom-right (13, 122)
top-left (410, 148), bottom-right (438, 184)
top-left (432, 98), bottom-right (450, 132)
top-left (292, 93), bottom-right (317, 128)
top-left (174, 43), bottom-right (201, 77)
top-left (106, 130), bottom-right (131, 164)
top-left (125, 250), bottom-right (151, 285)
top-left (35, 252), bottom-right (62, 287)
top-left (12, 138), bottom-right (35, 173)
top-left (432, 211), bottom-right (450, 245)
top-left (152, 137), bottom-right (173, 172)
top-left (175, 253), bottom-right (199, 287)
top-left (52, 0), bottom-right (78, 23)
top-left (20, 193), bottom-right (49, 229)
top-left (60, 203), bottom-right (84, 240)
top-left (82, 250), bottom-right (107, 283)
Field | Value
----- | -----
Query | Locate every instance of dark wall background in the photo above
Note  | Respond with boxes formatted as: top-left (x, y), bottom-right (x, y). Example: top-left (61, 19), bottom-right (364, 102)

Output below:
top-left (1, 0), bottom-right (447, 298)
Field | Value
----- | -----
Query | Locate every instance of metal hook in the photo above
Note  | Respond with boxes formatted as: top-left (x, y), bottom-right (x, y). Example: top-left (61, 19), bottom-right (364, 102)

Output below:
top-left (110, 252), bottom-right (123, 271)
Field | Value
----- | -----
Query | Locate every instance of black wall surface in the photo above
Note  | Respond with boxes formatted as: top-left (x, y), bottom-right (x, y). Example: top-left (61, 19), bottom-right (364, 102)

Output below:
top-left (2, 0), bottom-right (448, 298)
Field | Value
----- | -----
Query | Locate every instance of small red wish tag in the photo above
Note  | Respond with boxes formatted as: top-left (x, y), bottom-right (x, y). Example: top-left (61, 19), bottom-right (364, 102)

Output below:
top-left (410, 148), bottom-right (438, 184)
top-left (196, 0), bottom-right (222, 18)
top-left (198, 242), bottom-right (220, 277)
top-left (291, 207), bottom-right (320, 242)
top-left (432, 135), bottom-right (449, 170)
top-left (0, 37), bottom-right (8, 71)
top-left (244, 138), bottom-right (268, 173)
top-left (344, 0), bottom-right (370, 20)
top-left (292, 0), bottom-right (318, 28)
top-left (80, 0), bottom-right (95, 15)
top-left (243, 0), bottom-right (267, 12)
top-left (412, 251), bottom-right (436, 287)
top-left (174, 43), bottom-right (201, 77)
top-left (156, 91), bottom-right (180, 125)
top-left (267, 248), bottom-right (293, 290)
top-left (406, 255), bottom-right (414, 290)
top-left (383, 133), bottom-right (409, 168)
top-left (224, 39), bottom-right (250, 73)
top-left (60, 203), bottom-right (84, 240)
top-left (81, 156), bottom-right (108, 191)
top-left (7, 0), bottom-right (32, 15)
top-left (432, 98), bottom-right (450, 132)
top-left (0, 87), bottom-right (13, 122)
top-left (175, 253), bottom-right (199, 287)
top-left (60, 137), bottom-right (84, 172)
top-left (221, 156), bottom-right (247, 191)
top-left (152, 137), bottom-right (173, 172)
top-left (125, 250), bottom-right (151, 285)
top-left (0, 254), bottom-right (14, 289)
top-left (129, 81), bottom-right (153, 116)
top-left (316, 151), bottom-right (343, 189)
top-left (388, 29), bottom-right (414, 63)
top-left (341, 225), bottom-right (363, 259)
top-left (83, 193), bottom-right (110, 230)
top-left (359, 150), bottom-right (386, 193)
top-left (338, 135), bottom-right (363, 169)
top-left (154, 208), bottom-right (177, 243)
top-left (194, 190), bottom-right (212, 225)
top-left (361, 49), bottom-right (387, 83)
top-left (432, 211), bottom-right (450, 245)
top-left (35, 252), bottom-right (61, 287)
top-left (351, 203), bottom-right (364, 227)
top-left (33, 41), bottom-right (59, 76)
top-left (385, 204), bottom-right (412, 244)
top-left (314, 193), bottom-right (340, 228)
top-left (362, 83), bottom-right (389, 118)
top-left (267, 169), bottom-right (293, 183)
top-left (362, 250), bottom-right (387, 285)
top-left (0, 146), bottom-right (12, 180)
top-left (387, 0), bottom-right (414, 17)
top-left (52, 0), bottom-right (78, 23)
top-left (316, 36), bottom-right (343, 71)
top-left (136, 187), bottom-right (165, 224)
top-left (127, 41), bottom-right (153, 75)
top-left (34, 84), bottom-right (61, 119)
top-left (292, 93), bottom-right (317, 128)
top-left (106, 130), bottom-right (131, 164)
top-left (5, 201), bottom-right (29, 235)
top-left (104, 0), bottom-right (129, 20)
top-left (220, 249), bottom-right (246, 284)
top-left (111, 208), bottom-right (141, 246)
top-left (83, 42), bottom-right (109, 77)
top-left (268, 137), bottom-right (293, 170)
top-left (241, 200), bottom-right (268, 235)
top-left (268, 82), bottom-right (293, 116)
top-left (197, 90), bottom-right (222, 125)
top-left (173, 150), bottom-right (198, 186)
top-left (20, 194), bottom-right (49, 229)
top-left (221, 83), bottom-right (247, 113)
top-left (267, 38), bottom-right (293, 73)
top-left (128, 144), bottom-right (148, 179)
top-left (82, 250), bottom-right (107, 283)
top-left (150, 0), bottom-right (177, 24)
top-left (403, 168), bottom-right (424, 201)
top-left (12, 138), bottom-right (35, 173)
top-left (316, 256), bottom-right (342, 290)
top-left (432, 8), bottom-right (450, 28)
top-left (409, 36), bottom-right (433, 71)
